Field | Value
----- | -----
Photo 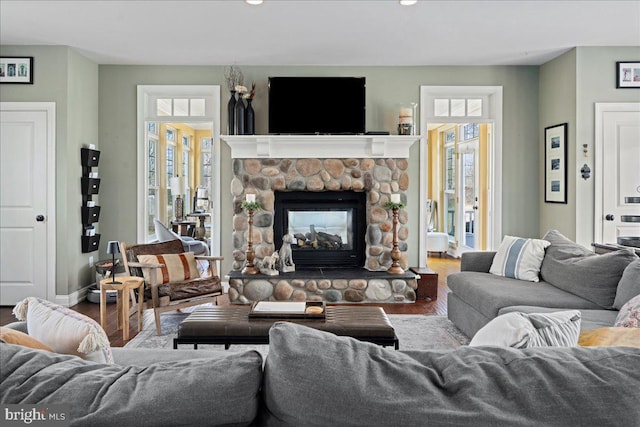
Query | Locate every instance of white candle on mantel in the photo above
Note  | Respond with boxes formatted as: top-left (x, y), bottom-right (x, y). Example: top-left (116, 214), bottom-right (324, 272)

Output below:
top-left (390, 194), bottom-right (401, 203)
top-left (246, 194), bottom-right (256, 203)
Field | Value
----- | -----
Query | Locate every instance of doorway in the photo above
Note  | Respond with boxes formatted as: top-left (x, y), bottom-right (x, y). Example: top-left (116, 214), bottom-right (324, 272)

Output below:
top-left (419, 86), bottom-right (503, 264)
top-left (137, 86), bottom-right (221, 257)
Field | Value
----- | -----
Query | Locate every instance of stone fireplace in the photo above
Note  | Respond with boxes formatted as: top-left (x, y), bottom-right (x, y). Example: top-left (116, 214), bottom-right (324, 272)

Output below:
top-left (224, 135), bottom-right (419, 303)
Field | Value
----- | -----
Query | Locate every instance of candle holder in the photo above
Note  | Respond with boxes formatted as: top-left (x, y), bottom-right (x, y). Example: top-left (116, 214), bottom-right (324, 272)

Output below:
top-left (385, 201), bottom-right (406, 274)
top-left (241, 200), bottom-right (261, 275)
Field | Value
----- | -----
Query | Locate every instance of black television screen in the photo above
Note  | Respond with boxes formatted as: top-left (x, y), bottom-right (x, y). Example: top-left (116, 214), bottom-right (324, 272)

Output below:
top-left (268, 77), bottom-right (365, 135)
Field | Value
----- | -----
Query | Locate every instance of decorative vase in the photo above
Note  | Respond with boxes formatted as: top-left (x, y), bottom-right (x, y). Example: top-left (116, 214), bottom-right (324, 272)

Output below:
top-left (245, 98), bottom-right (255, 135)
top-left (227, 91), bottom-right (237, 135)
top-left (235, 96), bottom-right (246, 135)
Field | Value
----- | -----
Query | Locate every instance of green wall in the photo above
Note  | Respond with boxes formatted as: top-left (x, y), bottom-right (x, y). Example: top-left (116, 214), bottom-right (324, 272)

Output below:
top-left (98, 65), bottom-right (540, 275)
top-left (539, 47), bottom-right (640, 247)
top-left (0, 45), bottom-right (98, 300)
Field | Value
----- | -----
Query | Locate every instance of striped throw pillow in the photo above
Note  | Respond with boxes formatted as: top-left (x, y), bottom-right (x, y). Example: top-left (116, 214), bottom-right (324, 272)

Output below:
top-left (138, 252), bottom-right (200, 285)
top-left (470, 310), bottom-right (581, 348)
top-left (489, 235), bottom-right (551, 282)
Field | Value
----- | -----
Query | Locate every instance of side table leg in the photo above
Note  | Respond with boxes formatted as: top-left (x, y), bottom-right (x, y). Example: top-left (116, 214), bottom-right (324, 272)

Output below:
top-left (116, 290), bottom-right (123, 331)
top-left (99, 285), bottom-right (107, 332)
top-left (122, 286), bottom-right (130, 341)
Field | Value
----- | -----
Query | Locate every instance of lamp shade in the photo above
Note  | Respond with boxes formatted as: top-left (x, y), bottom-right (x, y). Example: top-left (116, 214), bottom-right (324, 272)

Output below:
top-left (170, 176), bottom-right (185, 195)
top-left (106, 241), bottom-right (120, 255)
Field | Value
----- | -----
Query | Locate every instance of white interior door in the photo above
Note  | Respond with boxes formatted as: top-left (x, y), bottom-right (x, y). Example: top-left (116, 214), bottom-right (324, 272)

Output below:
top-left (596, 103), bottom-right (640, 244)
top-left (0, 103), bottom-right (55, 304)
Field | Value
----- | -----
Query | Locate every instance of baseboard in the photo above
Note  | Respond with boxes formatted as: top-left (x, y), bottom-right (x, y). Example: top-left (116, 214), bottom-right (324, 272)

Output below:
top-left (53, 284), bottom-right (92, 308)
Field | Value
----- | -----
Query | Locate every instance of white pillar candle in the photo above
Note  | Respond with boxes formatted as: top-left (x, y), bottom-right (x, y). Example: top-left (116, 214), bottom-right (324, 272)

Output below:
top-left (246, 194), bottom-right (256, 203)
top-left (390, 194), bottom-right (401, 203)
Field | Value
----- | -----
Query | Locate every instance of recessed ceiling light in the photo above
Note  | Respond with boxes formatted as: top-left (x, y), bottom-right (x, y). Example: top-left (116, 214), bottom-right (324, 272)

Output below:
top-left (399, 0), bottom-right (418, 5)
top-left (246, 0), bottom-right (263, 5)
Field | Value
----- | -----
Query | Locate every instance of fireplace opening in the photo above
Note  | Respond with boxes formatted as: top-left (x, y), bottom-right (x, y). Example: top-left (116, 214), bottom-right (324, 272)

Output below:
top-left (274, 191), bottom-right (366, 268)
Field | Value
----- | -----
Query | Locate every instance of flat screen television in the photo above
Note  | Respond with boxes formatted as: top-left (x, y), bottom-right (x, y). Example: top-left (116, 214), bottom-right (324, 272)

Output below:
top-left (268, 77), bottom-right (366, 135)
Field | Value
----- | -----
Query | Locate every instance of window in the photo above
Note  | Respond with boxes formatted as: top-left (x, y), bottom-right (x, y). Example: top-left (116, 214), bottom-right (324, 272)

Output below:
top-left (462, 123), bottom-right (479, 140)
top-left (146, 125), bottom-right (159, 239)
top-left (433, 98), bottom-right (484, 118)
top-left (156, 98), bottom-right (207, 117)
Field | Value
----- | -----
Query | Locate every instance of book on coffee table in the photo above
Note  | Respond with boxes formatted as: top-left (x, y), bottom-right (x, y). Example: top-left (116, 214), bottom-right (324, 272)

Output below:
top-left (248, 301), bottom-right (326, 319)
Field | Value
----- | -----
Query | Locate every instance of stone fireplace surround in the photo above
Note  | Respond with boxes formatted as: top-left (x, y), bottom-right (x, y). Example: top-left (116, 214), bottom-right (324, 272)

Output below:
top-left (224, 135), bottom-right (419, 304)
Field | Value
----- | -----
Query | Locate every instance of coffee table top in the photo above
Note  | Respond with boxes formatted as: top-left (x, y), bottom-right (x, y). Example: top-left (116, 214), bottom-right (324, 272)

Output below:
top-left (177, 305), bottom-right (396, 339)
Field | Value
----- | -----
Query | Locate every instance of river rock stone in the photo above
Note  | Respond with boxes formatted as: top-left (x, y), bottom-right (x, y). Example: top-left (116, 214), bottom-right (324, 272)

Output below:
top-left (324, 159), bottom-right (345, 178)
top-left (280, 159), bottom-right (293, 173)
top-left (325, 290), bottom-right (342, 302)
top-left (397, 159), bottom-right (408, 170)
top-left (392, 279), bottom-right (407, 293)
top-left (306, 175), bottom-right (324, 191)
top-left (274, 281), bottom-right (294, 300)
top-left (244, 280), bottom-right (273, 301)
top-left (297, 159), bottom-right (322, 176)
top-left (244, 159), bottom-right (261, 175)
top-left (373, 165), bottom-right (392, 182)
top-left (349, 279), bottom-right (367, 290)
top-left (344, 289), bottom-right (365, 302)
top-left (399, 172), bottom-right (409, 191)
top-left (292, 279), bottom-right (305, 288)
top-left (288, 177), bottom-right (306, 191)
top-left (231, 177), bottom-right (244, 196)
top-left (332, 279), bottom-right (348, 290)
top-left (369, 245), bottom-right (383, 256)
top-left (361, 158), bottom-right (375, 171)
top-left (370, 207), bottom-right (388, 223)
top-left (253, 212), bottom-right (273, 227)
top-left (368, 226), bottom-right (382, 245)
top-left (306, 280), bottom-right (318, 292)
top-left (292, 290), bottom-right (307, 301)
top-left (228, 287), bottom-right (239, 302)
top-left (365, 279), bottom-right (392, 300)
top-left (263, 167), bottom-right (280, 176)
top-left (318, 279), bottom-right (331, 290)
top-left (271, 175), bottom-right (286, 191)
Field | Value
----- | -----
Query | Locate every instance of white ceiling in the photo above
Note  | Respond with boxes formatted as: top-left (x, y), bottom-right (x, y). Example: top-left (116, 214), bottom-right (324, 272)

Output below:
top-left (1, 0), bottom-right (639, 66)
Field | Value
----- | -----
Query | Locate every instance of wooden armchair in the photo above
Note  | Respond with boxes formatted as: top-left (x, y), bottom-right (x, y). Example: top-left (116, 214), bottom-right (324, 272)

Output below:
top-left (120, 239), bottom-right (224, 335)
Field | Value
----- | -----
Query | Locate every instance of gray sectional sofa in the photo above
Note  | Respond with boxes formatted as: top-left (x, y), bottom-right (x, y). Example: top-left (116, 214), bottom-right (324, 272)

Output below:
top-left (448, 230), bottom-right (639, 338)
top-left (2, 322), bottom-right (640, 426)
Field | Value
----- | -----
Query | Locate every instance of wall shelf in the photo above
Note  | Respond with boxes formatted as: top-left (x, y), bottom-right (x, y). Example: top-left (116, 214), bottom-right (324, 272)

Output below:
top-left (221, 135), bottom-right (420, 159)
top-left (81, 147), bottom-right (100, 253)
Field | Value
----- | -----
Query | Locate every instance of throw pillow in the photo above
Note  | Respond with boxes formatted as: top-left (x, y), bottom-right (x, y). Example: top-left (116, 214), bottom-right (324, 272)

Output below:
top-left (0, 326), bottom-right (53, 352)
top-left (613, 259), bottom-right (640, 310)
top-left (469, 310), bottom-right (581, 348)
top-left (489, 235), bottom-right (550, 282)
top-left (615, 294), bottom-right (640, 328)
top-left (540, 229), bottom-right (638, 308)
top-left (137, 252), bottom-right (200, 284)
top-left (579, 327), bottom-right (640, 348)
top-left (12, 297), bottom-right (112, 364)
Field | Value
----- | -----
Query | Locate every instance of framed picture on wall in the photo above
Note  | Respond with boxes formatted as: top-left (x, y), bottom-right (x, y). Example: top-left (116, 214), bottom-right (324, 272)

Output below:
top-left (544, 123), bottom-right (568, 204)
top-left (616, 61), bottom-right (640, 88)
top-left (0, 57), bottom-right (33, 84)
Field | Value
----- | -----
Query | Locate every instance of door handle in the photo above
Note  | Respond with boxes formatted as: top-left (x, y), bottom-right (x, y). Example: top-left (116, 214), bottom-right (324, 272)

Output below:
top-left (36, 215), bottom-right (45, 222)
top-left (605, 214), bottom-right (615, 221)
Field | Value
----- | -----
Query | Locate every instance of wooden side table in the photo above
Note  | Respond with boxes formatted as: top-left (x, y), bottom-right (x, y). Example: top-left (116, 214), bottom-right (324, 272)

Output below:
top-left (409, 267), bottom-right (438, 300)
top-left (99, 276), bottom-right (145, 341)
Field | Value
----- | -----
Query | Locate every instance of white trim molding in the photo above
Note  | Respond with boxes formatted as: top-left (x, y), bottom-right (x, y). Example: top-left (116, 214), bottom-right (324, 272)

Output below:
top-left (419, 86), bottom-right (503, 266)
top-left (221, 135), bottom-right (419, 159)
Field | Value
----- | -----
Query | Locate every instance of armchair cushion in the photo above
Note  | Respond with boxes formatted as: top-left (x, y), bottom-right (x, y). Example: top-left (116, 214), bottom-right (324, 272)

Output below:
top-left (137, 252), bottom-right (200, 284)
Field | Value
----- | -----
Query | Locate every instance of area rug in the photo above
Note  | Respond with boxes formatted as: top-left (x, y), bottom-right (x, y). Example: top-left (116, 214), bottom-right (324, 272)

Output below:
top-left (125, 309), bottom-right (470, 353)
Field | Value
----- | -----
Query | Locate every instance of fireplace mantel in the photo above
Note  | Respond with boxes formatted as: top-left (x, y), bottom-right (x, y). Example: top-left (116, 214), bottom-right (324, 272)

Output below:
top-left (222, 135), bottom-right (419, 159)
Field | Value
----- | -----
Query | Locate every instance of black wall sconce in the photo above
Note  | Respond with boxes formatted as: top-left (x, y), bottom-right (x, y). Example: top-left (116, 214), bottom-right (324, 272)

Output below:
top-left (581, 164), bottom-right (591, 180)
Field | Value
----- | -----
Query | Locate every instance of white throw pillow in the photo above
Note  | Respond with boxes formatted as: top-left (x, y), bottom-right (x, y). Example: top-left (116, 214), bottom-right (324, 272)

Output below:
top-left (12, 297), bottom-right (113, 364)
top-left (489, 235), bottom-right (551, 282)
top-left (470, 310), bottom-right (581, 348)
top-left (615, 294), bottom-right (640, 328)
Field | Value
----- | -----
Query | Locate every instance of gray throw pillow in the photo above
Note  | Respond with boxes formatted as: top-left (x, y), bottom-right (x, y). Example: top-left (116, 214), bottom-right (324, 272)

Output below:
top-left (540, 230), bottom-right (638, 308)
top-left (263, 322), bottom-right (640, 427)
top-left (613, 259), bottom-right (640, 310)
top-left (0, 343), bottom-right (263, 426)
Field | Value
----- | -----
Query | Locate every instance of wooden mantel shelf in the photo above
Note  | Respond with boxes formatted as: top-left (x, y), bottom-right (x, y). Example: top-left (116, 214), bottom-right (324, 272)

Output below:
top-left (221, 135), bottom-right (420, 159)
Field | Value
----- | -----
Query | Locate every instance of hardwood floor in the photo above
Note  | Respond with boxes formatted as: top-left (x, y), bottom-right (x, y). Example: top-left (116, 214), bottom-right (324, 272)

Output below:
top-left (0, 255), bottom-right (460, 347)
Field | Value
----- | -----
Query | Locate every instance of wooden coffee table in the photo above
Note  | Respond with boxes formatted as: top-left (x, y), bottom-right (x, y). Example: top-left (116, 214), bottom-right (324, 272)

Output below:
top-left (173, 305), bottom-right (399, 349)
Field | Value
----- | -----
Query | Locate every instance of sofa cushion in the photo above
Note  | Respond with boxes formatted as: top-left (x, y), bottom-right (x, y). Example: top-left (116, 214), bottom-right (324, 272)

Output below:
top-left (12, 297), bottom-right (112, 364)
top-left (489, 235), bottom-right (550, 282)
top-left (263, 322), bottom-right (640, 427)
top-left (0, 326), bottom-right (53, 352)
top-left (447, 272), bottom-right (601, 320)
top-left (613, 259), bottom-right (640, 310)
top-left (0, 342), bottom-right (263, 426)
top-left (615, 294), bottom-right (640, 328)
top-left (540, 230), bottom-right (638, 308)
top-left (498, 306), bottom-right (619, 331)
top-left (470, 310), bottom-right (581, 348)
